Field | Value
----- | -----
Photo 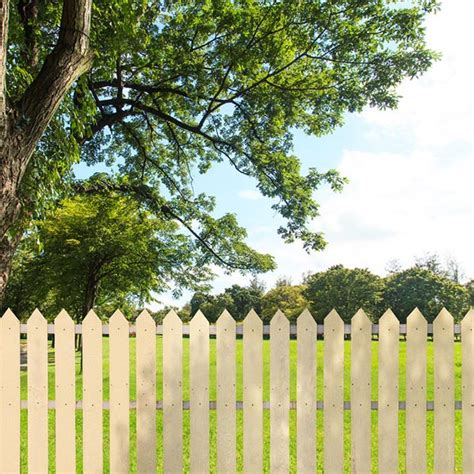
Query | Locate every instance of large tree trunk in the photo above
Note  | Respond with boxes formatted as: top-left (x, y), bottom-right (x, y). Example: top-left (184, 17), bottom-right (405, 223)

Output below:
top-left (0, 234), bottom-right (20, 304)
top-left (0, 0), bottom-right (93, 301)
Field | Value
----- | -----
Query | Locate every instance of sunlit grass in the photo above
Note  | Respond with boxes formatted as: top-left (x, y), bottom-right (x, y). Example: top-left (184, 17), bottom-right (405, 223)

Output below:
top-left (19, 338), bottom-right (463, 473)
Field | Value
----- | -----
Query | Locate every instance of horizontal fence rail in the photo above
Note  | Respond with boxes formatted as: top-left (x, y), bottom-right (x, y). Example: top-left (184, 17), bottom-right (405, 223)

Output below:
top-left (1, 306), bottom-right (473, 473)
top-left (18, 322), bottom-right (463, 335)
top-left (18, 399), bottom-right (464, 410)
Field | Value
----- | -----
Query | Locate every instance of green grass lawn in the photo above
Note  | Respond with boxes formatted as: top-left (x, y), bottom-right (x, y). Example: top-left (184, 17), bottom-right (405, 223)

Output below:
top-left (19, 337), bottom-right (463, 473)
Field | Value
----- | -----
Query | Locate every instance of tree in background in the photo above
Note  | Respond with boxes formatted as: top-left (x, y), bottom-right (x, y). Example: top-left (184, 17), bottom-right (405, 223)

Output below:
top-left (260, 279), bottom-right (307, 322)
top-left (1, 193), bottom-right (273, 321)
top-left (304, 265), bottom-right (384, 322)
top-left (382, 267), bottom-right (470, 322)
top-left (182, 259), bottom-right (472, 324)
top-left (465, 280), bottom-right (474, 307)
top-left (1, 0), bottom-right (440, 300)
top-left (189, 292), bottom-right (234, 323)
top-left (189, 278), bottom-right (266, 322)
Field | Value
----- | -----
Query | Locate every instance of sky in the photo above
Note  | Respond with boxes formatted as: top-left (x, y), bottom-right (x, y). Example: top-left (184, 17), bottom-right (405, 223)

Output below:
top-left (75, 1), bottom-right (474, 309)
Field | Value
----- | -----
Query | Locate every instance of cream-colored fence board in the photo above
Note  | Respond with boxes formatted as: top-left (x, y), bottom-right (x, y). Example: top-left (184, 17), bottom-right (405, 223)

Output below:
top-left (324, 310), bottom-right (344, 473)
top-left (55, 310), bottom-right (76, 473)
top-left (270, 310), bottom-right (289, 473)
top-left (406, 308), bottom-right (427, 473)
top-left (434, 308), bottom-right (454, 473)
top-left (351, 309), bottom-right (371, 473)
top-left (243, 309), bottom-right (263, 473)
top-left (163, 310), bottom-right (183, 473)
top-left (216, 310), bottom-right (236, 474)
top-left (136, 310), bottom-right (156, 474)
top-left (378, 309), bottom-right (399, 472)
top-left (109, 310), bottom-right (130, 473)
top-left (462, 309), bottom-right (474, 473)
top-left (27, 309), bottom-right (48, 473)
top-left (0, 310), bottom-right (20, 473)
top-left (297, 309), bottom-right (316, 473)
top-left (190, 311), bottom-right (210, 473)
top-left (83, 310), bottom-right (103, 474)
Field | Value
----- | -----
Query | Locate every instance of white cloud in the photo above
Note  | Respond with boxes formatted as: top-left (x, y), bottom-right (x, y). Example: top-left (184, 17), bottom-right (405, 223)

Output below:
top-left (313, 149), bottom-right (474, 276)
top-left (361, 1), bottom-right (473, 149)
top-left (149, 2), bottom-right (474, 309)
top-left (248, 1), bottom-right (474, 283)
top-left (238, 189), bottom-right (263, 200)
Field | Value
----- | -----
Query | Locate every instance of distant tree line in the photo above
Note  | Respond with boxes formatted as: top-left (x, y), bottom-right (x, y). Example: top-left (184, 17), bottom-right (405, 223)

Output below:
top-left (178, 256), bottom-right (472, 323)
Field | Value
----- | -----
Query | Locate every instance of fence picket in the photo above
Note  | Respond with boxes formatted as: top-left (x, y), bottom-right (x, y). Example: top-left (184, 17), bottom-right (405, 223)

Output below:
top-left (27, 309), bottom-right (48, 473)
top-left (270, 310), bottom-right (289, 473)
top-left (324, 310), bottom-right (344, 473)
top-left (0, 309), bottom-right (20, 473)
top-left (0, 306), bottom-right (470, 472)
top-left (109, 310), bottom-right (130, 473)
top-left (297, 309), bottom-right (316, 473)
top-left (351, 309), bottom-right (371, 473)
top-left (82, 310), bottom-right (103, 473)
top-left (55, 310), bottom-right (76, 473)
top-left (406, 308), bottom-right (427, 473)
top-left (216, 310), bottom-right (236, 474)
top-left (461, 309), bottom-right (473, 473)
top-left (434, 308), bottom-right (454, 473)
top-left (243, 310), bottom-right (263, 472)
top-left (378, 309), bottom-right (399, 472)
top-left (136, 310), bottom-right (156, 473)
top-left (190, 311), bottom-right (209, 473)
top-left (163, 310), bottom-right (183, 473)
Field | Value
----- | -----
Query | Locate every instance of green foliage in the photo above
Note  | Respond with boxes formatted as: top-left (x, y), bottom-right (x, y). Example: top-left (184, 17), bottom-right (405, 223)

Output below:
top-left (2, 194), bottom-right (272, 321)
top-left (466, 280), bottom-right (474, 308)
top-left (8, 0), bottom-right (440, 257)
top-left (304, 265), bottom-right (384, 322)
top-left (189, 278), bottom-right (266, 322)
top-left (181, 259), bottom-right (472, 324)
top-left (260, 282), bottom-right (308, 322)
top-left (382, 267), bottom-right (470, 323)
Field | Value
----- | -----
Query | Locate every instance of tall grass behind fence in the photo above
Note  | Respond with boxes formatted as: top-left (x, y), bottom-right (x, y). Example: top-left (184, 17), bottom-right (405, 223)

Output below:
top-left (0, 307), bottom-right (472, 473)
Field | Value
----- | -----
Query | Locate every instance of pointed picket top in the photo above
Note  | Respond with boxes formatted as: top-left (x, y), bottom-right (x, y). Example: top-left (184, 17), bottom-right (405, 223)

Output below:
top-left (461, 308), bottom-right (474, 328)
top-left (163, 308), bottom-right (181, 325)
top-left (297, 308), bottom-right (315, 325)
top-left (244, 308), bottom-right (262, 325)
top-left (27, 308), bottom-right (47, 328)
top-left (351, 308), bottom-right (371, 328)
top-left (379, 308), bottom-right (398, 324)
top-left (109, 309), bottom-right (128, 328)
top-left (2, 307), bottom-right (19, 322)
top-left (55, 309), bottom-right (74, 327)
top-left (83, 309), bottom-right (101, 326)
top-left (243, 309), bottom-right (262, 337)
top-left (216, 309), bottom-right (236, 329)
top-left (407, 307), bottom-right (427, 330)
top-left (270, 309), bottom-right (289, 329)
top-left (324, 309), bottom-right (343, 327)
top-left (433, 307), bottom-right (454, 330)
top-left (190, 309), bottom-right (209, 326)
top-left (136, 309), bottom-right (155, 325)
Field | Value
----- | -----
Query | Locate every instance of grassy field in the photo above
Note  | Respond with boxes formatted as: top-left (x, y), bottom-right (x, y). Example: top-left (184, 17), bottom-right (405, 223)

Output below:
top-left (19, 337), bottom-right (463, 473)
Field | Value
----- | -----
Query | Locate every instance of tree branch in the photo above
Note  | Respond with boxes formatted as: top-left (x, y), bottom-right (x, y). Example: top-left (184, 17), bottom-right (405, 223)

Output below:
top-left (0, 0), bottom-right (9, 124)
top-left (15, 0), bottom-right (93, 163)
top-left (72, 180), bottom-right (244, 270)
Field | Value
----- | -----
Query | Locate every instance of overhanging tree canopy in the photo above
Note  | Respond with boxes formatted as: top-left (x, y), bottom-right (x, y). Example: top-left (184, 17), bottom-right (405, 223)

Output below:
top-left (2, 193), bottom-right (274, 321)
top-left (0, 0), bottom-right (440, 298)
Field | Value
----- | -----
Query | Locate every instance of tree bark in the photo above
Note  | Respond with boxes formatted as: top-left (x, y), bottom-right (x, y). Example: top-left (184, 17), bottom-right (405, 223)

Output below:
top-left (0, 233), bottom-right (21, 304)
top-left (0, 0), bottom-right (93, 302)
top-left (0, 0), bottom-right (8, 121)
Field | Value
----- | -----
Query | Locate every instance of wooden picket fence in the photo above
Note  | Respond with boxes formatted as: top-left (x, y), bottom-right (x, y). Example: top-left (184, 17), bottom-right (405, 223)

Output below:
top-left (0, 307), bottom-right (472, 473)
